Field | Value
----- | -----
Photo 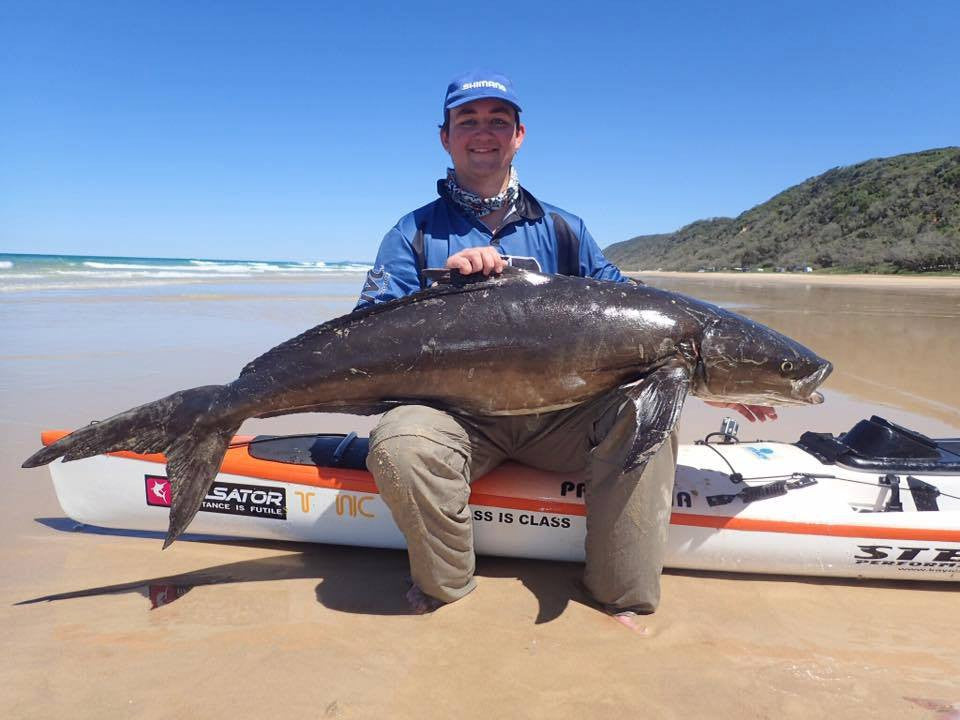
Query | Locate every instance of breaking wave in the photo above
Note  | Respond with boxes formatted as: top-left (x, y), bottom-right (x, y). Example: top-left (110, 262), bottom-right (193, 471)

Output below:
top-left (0, 254), bottom-right (373, 292)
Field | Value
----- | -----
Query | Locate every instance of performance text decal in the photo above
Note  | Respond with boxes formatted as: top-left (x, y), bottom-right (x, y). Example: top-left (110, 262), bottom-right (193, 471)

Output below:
top-left (855, 544), bottom-right (960, 574)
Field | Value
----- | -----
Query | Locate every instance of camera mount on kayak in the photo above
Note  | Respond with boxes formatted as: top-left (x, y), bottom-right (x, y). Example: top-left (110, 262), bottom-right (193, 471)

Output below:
top-left (699, 416), bottom-right (741, 446)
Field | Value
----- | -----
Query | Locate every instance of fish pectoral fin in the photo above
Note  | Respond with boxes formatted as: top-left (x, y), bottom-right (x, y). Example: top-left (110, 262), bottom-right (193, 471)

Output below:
top-left (621, 361), bottom-right (690, 472)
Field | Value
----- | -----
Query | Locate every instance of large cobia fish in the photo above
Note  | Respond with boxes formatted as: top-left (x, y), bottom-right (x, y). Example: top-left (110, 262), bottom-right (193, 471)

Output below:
top-left (23, 268), bottom-right (832, 547)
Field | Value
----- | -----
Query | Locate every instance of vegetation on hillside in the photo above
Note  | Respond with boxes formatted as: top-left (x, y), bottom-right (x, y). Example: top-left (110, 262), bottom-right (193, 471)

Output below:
top-left (604, 147), bottom-right (960, 273)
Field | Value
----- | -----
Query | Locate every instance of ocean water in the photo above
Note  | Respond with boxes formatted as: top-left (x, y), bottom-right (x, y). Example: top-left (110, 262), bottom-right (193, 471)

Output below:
top-left (0, 253), bottom-right (372, 293)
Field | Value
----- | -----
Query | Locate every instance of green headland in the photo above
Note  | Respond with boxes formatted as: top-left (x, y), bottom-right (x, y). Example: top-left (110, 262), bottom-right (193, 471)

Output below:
top-left (604, 147), bottom-right (960, 274)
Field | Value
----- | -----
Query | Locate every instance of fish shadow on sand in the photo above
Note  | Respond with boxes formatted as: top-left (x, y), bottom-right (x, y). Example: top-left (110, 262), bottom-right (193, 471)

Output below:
top-left (17, 518), bottom-right (585, 622)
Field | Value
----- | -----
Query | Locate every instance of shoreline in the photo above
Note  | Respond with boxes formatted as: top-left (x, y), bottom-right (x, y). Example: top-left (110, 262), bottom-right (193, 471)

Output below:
top-left (627, 270), bottom-right (960, 289)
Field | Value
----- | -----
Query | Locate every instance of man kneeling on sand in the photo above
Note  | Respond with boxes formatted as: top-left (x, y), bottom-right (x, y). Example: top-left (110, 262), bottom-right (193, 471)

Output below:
top-left (354, 70), bottom-right (775, 625)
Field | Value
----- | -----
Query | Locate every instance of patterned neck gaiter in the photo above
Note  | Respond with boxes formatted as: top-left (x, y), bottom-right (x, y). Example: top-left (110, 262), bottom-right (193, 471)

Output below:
top-left (444, 166), bottom-right (519, 219)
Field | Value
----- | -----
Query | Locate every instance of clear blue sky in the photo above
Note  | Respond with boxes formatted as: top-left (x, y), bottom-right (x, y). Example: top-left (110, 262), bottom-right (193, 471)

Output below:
top-left (2, 1), bottom-right (957, 262)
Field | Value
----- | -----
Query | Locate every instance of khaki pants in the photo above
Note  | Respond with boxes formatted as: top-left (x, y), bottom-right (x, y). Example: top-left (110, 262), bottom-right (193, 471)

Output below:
top-left (366, 391), bottom-right (678, 613)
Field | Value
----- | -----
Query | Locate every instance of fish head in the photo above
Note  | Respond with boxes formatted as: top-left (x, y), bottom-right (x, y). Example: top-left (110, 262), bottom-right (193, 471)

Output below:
top-left (693, 312), bottom-right (832, 406)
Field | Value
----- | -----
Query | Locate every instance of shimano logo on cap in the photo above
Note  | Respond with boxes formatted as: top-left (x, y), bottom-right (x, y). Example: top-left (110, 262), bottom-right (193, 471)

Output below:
top-left (461, 80), bottom-right (507, 92)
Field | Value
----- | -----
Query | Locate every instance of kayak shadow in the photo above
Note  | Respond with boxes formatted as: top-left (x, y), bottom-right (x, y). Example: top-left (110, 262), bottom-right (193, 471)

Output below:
top-left (313, 550), bottom-right (579, 622)
top-left (663, 567), bottom-right (960, 593)
top-left (33, 516), bottom-right (251, 545)
top-left (19, 517), bottom-right (581, 622)
top-left (474, 555), bottom-right (584, 623)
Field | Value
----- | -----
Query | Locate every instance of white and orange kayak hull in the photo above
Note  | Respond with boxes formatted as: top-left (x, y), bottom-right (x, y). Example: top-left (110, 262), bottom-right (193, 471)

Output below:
top-left (40, 430), bottom-right (960, 582)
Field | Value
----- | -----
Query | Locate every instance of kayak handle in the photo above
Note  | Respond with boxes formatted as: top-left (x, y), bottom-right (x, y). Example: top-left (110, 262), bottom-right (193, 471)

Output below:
top-left (332, 432), bottom-right (359, 467)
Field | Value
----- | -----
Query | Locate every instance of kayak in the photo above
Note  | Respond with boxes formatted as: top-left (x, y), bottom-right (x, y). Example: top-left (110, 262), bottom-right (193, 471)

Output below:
top-left (40, 415), bottom-right (960, 581)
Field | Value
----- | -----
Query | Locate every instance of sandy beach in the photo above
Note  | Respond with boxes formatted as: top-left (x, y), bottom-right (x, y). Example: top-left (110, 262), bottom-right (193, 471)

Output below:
top-left (2, 272), bottom-right (959, 719)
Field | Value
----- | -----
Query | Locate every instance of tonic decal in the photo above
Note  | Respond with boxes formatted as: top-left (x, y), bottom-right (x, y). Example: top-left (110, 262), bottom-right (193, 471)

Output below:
top-left (746, 447), bottom-right (774, 460)
top-left (336, 494), bottom-right (375, 518)
top-left (294, 490), bottom-right (316, 513)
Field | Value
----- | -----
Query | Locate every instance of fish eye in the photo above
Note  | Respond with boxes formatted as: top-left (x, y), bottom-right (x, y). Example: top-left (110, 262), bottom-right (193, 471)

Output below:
top-left (780, 360), bottom-right (794, 373)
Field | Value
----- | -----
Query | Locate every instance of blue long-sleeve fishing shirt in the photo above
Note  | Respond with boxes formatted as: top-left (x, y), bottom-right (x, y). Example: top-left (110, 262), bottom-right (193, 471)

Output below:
top-left (355, 183), bottom-right (628, 309)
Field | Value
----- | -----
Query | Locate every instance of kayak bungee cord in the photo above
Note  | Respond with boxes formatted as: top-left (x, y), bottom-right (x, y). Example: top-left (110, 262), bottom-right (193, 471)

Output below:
top-left (700, 440), bottom-right (960, 505)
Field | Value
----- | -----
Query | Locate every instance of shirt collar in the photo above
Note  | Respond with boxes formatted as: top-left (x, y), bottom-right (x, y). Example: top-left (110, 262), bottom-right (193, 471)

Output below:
top-left (437, 181), bottom-right (545, 222)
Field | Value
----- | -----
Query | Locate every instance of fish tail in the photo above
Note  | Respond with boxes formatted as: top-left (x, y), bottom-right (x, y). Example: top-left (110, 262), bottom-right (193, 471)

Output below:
top-left (22, 385), bottom-right (243, 548)
top-left (160, 420), bottom-right (241, 548)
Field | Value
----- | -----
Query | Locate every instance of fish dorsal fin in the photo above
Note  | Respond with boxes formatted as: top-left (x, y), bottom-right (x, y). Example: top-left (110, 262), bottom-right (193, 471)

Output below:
top-left (422, 266), bottom-right (523, 287)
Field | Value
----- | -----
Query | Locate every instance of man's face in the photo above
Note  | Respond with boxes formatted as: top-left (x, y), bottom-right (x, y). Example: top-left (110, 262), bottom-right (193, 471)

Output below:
top-left (440, 98), bottom-right (525, 185)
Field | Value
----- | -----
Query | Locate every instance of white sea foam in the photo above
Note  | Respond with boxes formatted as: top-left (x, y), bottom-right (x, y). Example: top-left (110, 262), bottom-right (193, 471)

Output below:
top-left (85, 259), bottom-right (277, 273)
top-left (84, 261), bottom-right (197, 271)
top-left (56, 270), bottom-right (250, 279)
top-left (0, 279), bottom-right (196, 292)
top-left (0, 254), bottom-right (372, 292)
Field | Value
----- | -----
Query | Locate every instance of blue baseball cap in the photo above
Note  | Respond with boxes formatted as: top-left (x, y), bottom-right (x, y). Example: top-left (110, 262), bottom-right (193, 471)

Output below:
top-left (442, 70), bottom-right (522, 121)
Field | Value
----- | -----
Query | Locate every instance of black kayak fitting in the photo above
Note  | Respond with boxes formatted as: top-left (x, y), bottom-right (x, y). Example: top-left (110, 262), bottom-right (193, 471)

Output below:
top-left (797, 416), bottom-right (960, 473)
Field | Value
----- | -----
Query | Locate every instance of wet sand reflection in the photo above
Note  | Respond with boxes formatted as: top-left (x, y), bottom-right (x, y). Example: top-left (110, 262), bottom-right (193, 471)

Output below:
top-left (643, 276), bottom-right (960, 430)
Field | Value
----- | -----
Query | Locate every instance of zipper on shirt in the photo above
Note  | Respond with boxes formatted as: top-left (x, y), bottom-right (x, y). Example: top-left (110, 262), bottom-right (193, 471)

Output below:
top-left (488, 205), bottom-right (521, 245)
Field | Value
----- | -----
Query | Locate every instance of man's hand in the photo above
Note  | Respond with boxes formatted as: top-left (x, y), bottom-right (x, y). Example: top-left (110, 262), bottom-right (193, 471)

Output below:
top-left (703, 401), bottom-right (778, 422)
top-left (445, 247), bottom-right (506, 276)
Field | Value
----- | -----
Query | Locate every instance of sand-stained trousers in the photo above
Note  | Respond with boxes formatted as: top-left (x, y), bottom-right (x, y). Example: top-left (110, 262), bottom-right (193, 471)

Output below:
top-left (366, 390), bottom-right (679, 613)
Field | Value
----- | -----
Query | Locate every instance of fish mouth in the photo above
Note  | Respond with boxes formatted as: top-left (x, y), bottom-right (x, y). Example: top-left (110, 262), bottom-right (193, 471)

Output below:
top-left (794, 361), bottom-right (833, 404)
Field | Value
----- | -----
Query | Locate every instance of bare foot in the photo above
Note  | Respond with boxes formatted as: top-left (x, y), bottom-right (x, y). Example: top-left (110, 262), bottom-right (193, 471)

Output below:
top-left (610, 610), bottom-right (650, 635)
top-left (405, 584), bottom-right (446, 614)
top-left (574, 580), bottom-right (652, 634)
